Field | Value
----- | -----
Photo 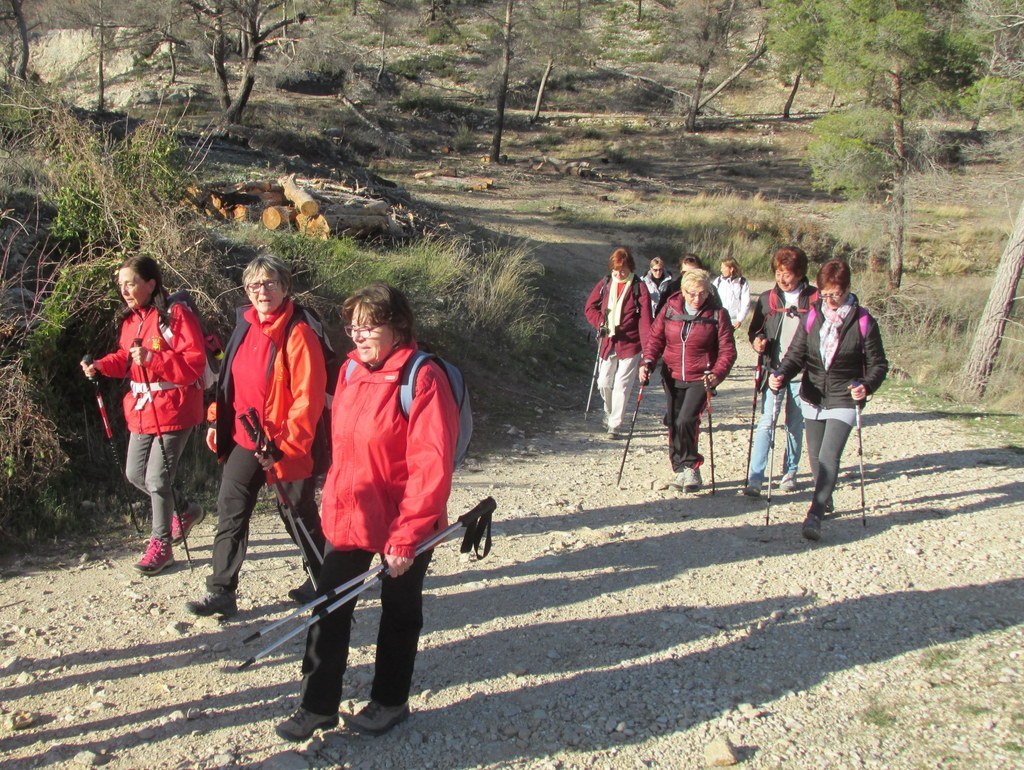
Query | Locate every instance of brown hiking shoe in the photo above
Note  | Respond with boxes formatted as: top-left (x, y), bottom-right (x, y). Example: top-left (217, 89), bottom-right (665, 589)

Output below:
top-left (344, 700), bottom-right (410, 736)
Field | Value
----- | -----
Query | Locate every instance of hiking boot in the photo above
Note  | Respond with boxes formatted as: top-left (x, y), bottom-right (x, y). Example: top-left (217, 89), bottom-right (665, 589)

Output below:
top-left (682, 466), bottom-right (702, 493)
top-left (779, 473), bottom-right (797, 493)
top-left (606, 428), bottom-right (622, 439)
top-left (802, 512), bottom-right (822, 541)
top-left (275, 707), bottom-right (339, 742)
top-left (288, 578), bottom-right (318, 605)
top-left (170, 501), bottom-right (205, 545)
top-left (741, 484), bottom-right (761, 498)
top-left (136, 537), bottom-right (174, 576)
top-left (184, 591), bottom-right (237, 618)
top-left (824, 497), bottom-right (835, 515)
top-left (344, 700), bottom-right (410, 736)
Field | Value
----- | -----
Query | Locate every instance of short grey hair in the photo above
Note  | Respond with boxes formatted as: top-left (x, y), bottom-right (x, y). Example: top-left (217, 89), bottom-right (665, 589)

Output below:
top-left (680, 269), bottom-right (711, 294)
top-left (242, 254), bottom-right (293, 295)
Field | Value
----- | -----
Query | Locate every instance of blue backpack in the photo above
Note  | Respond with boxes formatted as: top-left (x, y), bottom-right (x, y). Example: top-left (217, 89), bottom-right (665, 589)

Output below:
top-left (344, 350), bottom-right (472, 469)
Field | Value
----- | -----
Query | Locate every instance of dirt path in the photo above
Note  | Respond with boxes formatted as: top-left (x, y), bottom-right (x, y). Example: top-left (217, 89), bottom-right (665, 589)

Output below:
top-left (2, 178), bottom-right (1023, 770)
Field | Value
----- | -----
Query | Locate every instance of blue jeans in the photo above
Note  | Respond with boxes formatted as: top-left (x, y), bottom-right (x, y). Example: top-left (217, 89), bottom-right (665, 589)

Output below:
top-left (748, 382), bottom-right (803, 487)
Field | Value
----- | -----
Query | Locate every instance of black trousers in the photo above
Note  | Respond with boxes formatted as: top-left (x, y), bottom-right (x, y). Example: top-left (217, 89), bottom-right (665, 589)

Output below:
top-left (206, 444), bottom-right (325, 594)
top-left (300, 545), bottom-right (433, 716)
top-left (804, 417), bottom-right (853, 518)
top-left (666, 378), bottom-right (709, 472)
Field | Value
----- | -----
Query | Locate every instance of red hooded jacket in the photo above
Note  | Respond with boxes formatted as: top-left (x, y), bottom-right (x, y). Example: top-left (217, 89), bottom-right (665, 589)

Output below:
top-left (643, 293), bottom-right (737, 383)
top-left (320, 343), bottom-right (458, 559)
top-left (95, 304), bottom-right (206, 434)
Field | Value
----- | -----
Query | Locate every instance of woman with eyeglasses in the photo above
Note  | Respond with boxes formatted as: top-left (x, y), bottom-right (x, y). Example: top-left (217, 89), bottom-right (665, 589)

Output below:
top-left (640, 269), bottom-right (736, 493)
top-left (641, 257), bottom-right (674, 318)
top-left (276, 282), bottom-right (458, 742)
top-left (80, 255), bottom-right (206, 575)
top-left (769, 258), bottom-right (888, 541)
top-left (185, 255), bottom-right (328, 618)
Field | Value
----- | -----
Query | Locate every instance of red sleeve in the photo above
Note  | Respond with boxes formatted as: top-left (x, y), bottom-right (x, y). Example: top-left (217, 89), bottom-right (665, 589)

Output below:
top-left (644, 302), bottom-right (666, 364)
top-left (386, 363), bottom-right (458, 558)
top-left (583, 278), bottom-right (607, 332)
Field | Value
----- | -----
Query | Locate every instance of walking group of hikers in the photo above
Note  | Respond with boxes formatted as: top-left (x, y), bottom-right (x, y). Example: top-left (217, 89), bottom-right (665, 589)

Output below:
top-left (76, 241), bottom-right (886, 744)
top-left (584, 245), bottom-right (889, 542)
top-left (80, 254), bottom-right (486, 742)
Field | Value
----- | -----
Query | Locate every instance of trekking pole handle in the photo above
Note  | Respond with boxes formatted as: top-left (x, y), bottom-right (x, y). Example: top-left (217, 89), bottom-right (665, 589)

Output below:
top-left (703, 369), bottom-right (717, 396)
top-left (81, 354), bottom-right (95, 373)
top-left (239, 407), bottom-right (282, 462)
top-left (768, 370), bottom-right (783, 395)
top-left (849, 380), bottom-right (867, 407)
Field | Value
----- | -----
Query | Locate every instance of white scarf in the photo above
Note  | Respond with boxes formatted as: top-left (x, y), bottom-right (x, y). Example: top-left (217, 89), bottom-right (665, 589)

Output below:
top-left (606, 273), bottom-right (633, 336)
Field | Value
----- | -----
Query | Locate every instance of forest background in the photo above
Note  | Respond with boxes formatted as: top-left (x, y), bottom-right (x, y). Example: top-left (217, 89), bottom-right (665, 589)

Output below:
top-left (0, 0), bottom-right (1022, 542)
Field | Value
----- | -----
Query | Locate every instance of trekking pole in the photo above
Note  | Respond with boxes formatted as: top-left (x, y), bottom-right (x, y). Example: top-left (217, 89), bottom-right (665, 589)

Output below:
top-left (584, 332), bottom-right (603, 421)
top-left (238, 408), bottom-right (323, 587)
top-left (764, 374), bottom-right (784, 527)
top-left (238, 496), bottom-right (496, 671)
top-left (703, 370), bottom-right (716, 495)
top-left (851, 382), bottom-right (867, 528)
top-left (745, 356), bottom-right (763, 481)
top-left (81, 355), bottom-right (144, 534)
top-left (615, 382), bottom-right (645, 486)
top-left (133, 338), bottom-right (194, 571)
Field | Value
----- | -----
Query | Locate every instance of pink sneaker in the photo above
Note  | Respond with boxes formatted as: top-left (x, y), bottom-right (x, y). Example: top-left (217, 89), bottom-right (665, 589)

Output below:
top-left (171, 502), bottom-right (205, 545)
top-left (136, 537), bottom-right (174, 575)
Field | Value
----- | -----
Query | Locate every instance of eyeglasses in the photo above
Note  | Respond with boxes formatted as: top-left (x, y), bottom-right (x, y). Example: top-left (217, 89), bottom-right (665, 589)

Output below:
top-left (245, 280), bottom-right (280, 294)
top-left (683, 289), bottom-right (708, 299)
top-left (344, 324), bottom-right (383, 338)
top-left (820, 291), bottom-right (845, 301)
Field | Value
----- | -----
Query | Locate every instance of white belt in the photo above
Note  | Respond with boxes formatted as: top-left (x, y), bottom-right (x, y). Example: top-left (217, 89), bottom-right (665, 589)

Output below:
top-left (130, 380), bottom-right (184, 410)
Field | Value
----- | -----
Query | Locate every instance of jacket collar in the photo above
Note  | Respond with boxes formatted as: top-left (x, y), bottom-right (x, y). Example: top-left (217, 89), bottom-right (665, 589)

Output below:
top-left (242, 297), bottom-right (295, 345)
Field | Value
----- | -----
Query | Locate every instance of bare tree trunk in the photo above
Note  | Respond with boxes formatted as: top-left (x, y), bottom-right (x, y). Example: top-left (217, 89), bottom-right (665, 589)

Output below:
top-left (530, 57), bottom-right (553, 124)
top-left (685, 63), bottom-right (708, 132)
top-left (96, 25), bottom-right (105, 112)
top-left (489, 0), bottom-right (513, 163)
top-left (225, 64), bottom-right (256, 124)
top-left (961, 199), bottom-right (1024, 400)
top-left (169, 41), bottom-right (177, 84)
top-left (783, 70), bottom-right (801, 119)
top-left (377, 28), bottom-right (385, 83)
top-left (213, 17), bottom-right (231, 110)
top-left (636, 0), bottom-right (642, 22)
top-left (888, 68), bottom-right (907, 290)
top-left (9, 0), bottom-right (28, 80)
top-left (697, 31), bottom-right (766, 111)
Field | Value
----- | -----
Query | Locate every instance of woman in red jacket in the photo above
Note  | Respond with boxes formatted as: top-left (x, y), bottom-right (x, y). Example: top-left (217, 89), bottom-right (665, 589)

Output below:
top-left (276, 282), bottom-right (458, 743)
top-left (80, 256), bottom-right (206, 575)
top-left (641, 269), bottom-right (737, 492)
top-left (583, 247), bottom-right (652, 438)
top-left (185, 255), bottom-right (327, 618)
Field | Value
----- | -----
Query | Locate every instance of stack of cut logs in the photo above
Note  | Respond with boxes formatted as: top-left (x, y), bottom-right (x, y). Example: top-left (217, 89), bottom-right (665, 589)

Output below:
top-left (187, 175), bottom-right (406, 239)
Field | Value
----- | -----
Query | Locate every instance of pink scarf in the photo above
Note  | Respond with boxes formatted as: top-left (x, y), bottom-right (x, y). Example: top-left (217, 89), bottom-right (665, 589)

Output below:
top-left (819, 298), bottom-right (853, 370)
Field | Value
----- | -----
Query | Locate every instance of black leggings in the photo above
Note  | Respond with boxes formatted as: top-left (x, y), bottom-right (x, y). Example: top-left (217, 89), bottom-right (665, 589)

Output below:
top-left (666, 379), bottom-right (708, 472)
top-left (804, 417), bottom-right (853, 518)
top-left (300, 546), bottom-right (433, 715)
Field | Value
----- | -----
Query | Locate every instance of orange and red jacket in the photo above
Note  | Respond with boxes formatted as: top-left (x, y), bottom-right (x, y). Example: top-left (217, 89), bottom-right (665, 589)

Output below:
top-left (320, 343), bottom-right (458, 559)
top-left (207, 298), bottom-right (327, 483)
top-left (95, 304), bottom-right (206, 434)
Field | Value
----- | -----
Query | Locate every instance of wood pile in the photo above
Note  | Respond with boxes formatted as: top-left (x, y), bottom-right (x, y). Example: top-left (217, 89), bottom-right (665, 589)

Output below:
top-left (412, 170), bottom-right (494, 191)
top-left (186, 174), bottom-right (411, 239)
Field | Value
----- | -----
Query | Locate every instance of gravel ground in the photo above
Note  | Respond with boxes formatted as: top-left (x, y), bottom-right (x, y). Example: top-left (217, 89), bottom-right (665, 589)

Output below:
top-left (2, 329), bottom-right (1023, 769)
top-left (3, 178), bottom-right (1023, 768)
